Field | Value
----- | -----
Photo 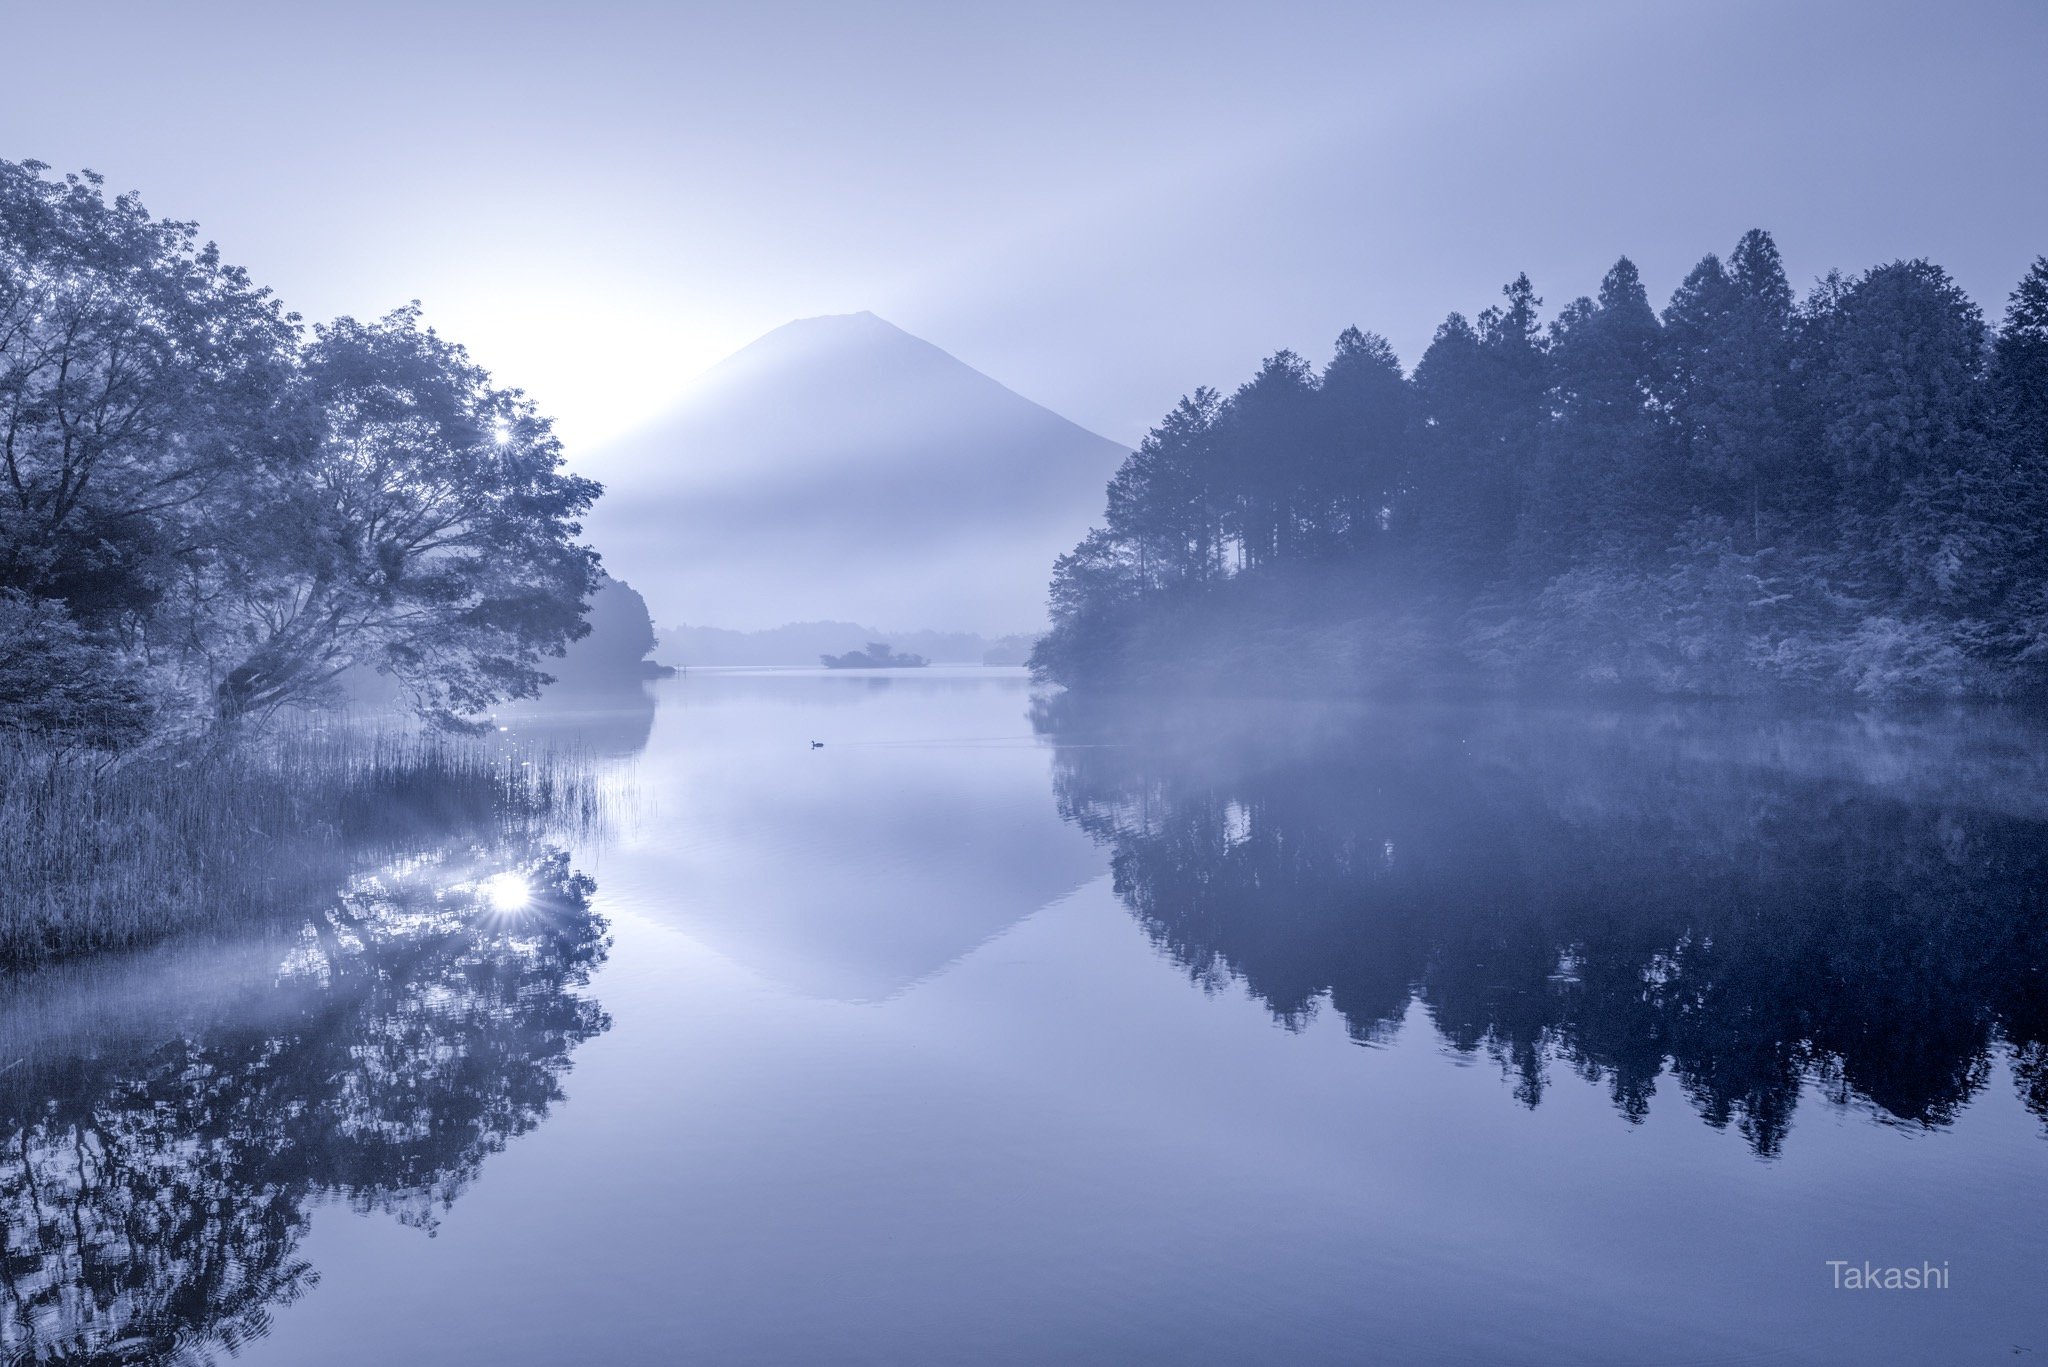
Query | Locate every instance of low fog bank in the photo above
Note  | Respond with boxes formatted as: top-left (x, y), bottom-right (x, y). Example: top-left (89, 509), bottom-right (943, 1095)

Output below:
top-left (660, 621), bottom-right (1034, 667)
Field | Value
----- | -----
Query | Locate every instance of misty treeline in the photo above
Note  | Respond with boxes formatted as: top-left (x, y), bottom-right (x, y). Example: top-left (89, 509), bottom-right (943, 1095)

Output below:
top-left (0, 161), bottom-right (599, 744)
top-left (1035, 232), bottom-right (2048, 699)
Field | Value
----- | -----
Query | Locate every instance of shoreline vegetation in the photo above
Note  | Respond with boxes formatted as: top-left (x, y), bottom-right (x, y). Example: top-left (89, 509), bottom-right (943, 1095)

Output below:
top-left (663, 621), bottom-right (1036, 668)
top-left (1032, 232), bottom-right (2048, 702)
top-left (1, 162), bottom-right (611, 959)
top-left (0, 159), bottom-right (600, 747)
top-left (0, 727), bottom-right (605, 964)
top-left (820, 641), bottom-right (931, 668)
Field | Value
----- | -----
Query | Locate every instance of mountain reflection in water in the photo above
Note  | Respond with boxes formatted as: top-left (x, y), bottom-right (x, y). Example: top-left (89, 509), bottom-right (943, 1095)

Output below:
top-left (0, 843), bottom-right (609, 1366)
top-left (1035, 696), bottom-right (2048, 1156)
top-left (7, 676), bottom-right (2048, 1366)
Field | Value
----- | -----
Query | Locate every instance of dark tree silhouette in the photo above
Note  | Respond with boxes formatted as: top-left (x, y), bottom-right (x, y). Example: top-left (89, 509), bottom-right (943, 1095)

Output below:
top-left (0, 843), bottom-right (610, 1365)
top-left (1036, 693), bottom-right (2048, 1157)
top-left (1034, 232), bottom-right (2048, 700)
top-left (0, 160), bottom-right (600, 740)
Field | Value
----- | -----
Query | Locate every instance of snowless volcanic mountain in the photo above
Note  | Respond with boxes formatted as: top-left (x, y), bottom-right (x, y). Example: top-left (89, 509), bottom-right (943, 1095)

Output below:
top-left (585, 312), bottom-right (1126, 634)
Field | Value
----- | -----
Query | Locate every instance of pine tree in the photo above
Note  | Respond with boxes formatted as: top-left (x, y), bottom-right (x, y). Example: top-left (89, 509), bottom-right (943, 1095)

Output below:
top-left (1104, 389), bottom-right (1226, 586)
top-left (1520, 257), bottom-right (1666, 578)
top-left (1217, 352), bottom-right (1319, 570)
top-left (1985, 258), bottom-right (2048, 678)
top-left (1318, 328), bottom-right (1410, 559)
top-left (1407, 277), bottom-right (1549, 600)
top-left (1036, 235), bottom-right (2045, 700)
top-left (1814, 260), bottom-right (1990, 608)
top-left (1662, 232), bottom-right (1800, 548)
top-left (1991, 259), bottom-right (2048, 483)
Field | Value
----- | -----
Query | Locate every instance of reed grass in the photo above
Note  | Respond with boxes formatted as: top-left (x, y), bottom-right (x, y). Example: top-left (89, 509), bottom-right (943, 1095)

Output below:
top-left (0, 726), bottom-right (607, 964)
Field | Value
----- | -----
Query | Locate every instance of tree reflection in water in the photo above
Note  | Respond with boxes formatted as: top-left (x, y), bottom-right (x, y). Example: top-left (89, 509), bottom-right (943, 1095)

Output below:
top-left (0, 844), bottom-right (609, 1365)
top-left (1038, 696), bottom-right (2048, 1157)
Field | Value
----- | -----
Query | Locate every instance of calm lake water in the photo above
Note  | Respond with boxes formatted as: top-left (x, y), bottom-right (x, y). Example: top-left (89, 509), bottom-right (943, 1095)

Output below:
top-left (5, 667), bottom-right (2047, 1365)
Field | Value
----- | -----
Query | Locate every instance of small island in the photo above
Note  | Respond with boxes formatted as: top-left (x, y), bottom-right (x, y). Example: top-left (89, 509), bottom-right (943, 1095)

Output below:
top-left (820, 641), bottom-right (930, 669)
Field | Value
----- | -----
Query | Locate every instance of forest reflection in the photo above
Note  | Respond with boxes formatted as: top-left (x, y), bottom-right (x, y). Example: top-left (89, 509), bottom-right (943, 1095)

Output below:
top-left (1037, 696), bottom-right (2048, 1156)
top-left (0, 841), bottom-right (610, 1366)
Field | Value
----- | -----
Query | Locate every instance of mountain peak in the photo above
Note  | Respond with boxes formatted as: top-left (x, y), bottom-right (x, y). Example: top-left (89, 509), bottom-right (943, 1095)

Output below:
top-left (778, 308), bottom-right (891, 332)
top-left (702, 310), bottom-right (936, 390)
top-left (587, 316), bottom-right (1124, 634)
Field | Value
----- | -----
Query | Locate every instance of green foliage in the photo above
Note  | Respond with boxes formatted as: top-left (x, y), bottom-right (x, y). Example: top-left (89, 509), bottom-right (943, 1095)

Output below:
top-left (0, 161), bottom-right (601, 741)
top-left (1038, 232), bottom-right (2048, 701)
top-left (1029, 529), bottom-right (1148, 686)
top-left (205, 307), bottom-right (600, 727)
top-left (1995, 259), bottom-right (2048, 462)
top-left (0, 163), bottom-right (300, 635)
top-left (0, 589), bottom-right (155, 743)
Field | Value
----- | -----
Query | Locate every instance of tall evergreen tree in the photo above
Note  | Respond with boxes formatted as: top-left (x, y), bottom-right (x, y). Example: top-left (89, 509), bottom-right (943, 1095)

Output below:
top-left (1217, 352), bottom-right (1319, 570)
top-left (1317, 328), bottom-right (1410, 560)
top-left (1980, 258), bottom-right (2048, 677)
top-left (1814, 260), bottom-right (1990, 607)
top-left (1407, 276), bottom-right (1548, 599)
top-left (1104, 388), bottom-right (1226, 586)
top-left (1518, 257), bottom-right (1666, 579)
top-left (1996, 260), bottom-right (2048, 453)
top-left (1663, 232), bottom-right (1800, 547)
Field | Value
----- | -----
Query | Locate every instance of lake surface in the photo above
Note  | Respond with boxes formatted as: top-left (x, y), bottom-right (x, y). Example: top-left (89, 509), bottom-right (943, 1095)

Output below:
top-left (5, 668), bottom-right (2047, 1365)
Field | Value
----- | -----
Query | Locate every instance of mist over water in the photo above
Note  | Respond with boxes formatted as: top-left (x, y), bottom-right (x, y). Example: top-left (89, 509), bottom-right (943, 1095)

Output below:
top-left (7, 7), bottom-right (2048, 1362)
top-left (6, 671), bottom-right (2044, 1364)
top-left (1040, 692), bottom-right (2048, 1155)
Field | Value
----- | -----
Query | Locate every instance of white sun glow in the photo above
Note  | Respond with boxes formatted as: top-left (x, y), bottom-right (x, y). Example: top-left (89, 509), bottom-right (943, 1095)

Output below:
top-left (482, 871), bottom-right (532, 913)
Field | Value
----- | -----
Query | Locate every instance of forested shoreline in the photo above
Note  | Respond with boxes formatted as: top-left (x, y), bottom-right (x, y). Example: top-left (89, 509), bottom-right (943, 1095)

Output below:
top-left (0, 161), bottom-right (608, 959)
top-left (1033, 233), bottom-right (2048, 700)
top-left (0, 160), bottom-right (600, 746)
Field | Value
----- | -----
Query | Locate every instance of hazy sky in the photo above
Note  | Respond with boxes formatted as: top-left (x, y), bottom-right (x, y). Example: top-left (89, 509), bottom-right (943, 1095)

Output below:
top-left (6, 0), bottom-right (2045, 462)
